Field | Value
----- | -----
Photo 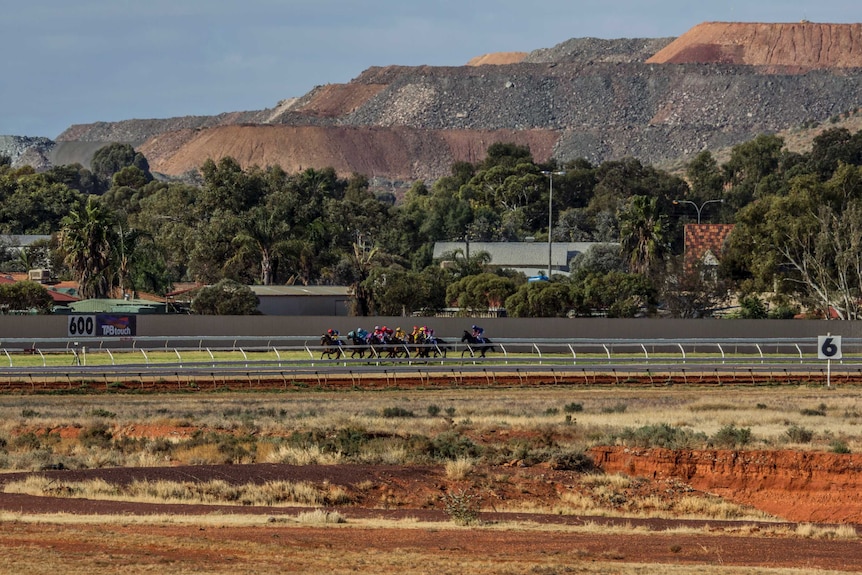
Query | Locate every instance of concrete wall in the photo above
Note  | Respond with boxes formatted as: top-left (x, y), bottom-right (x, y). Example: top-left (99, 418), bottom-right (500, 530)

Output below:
top-left (1, 315), bottom-right (858, 341)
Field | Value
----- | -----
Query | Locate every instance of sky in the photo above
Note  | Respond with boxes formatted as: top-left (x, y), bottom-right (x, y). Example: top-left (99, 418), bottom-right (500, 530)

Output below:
top-left (2, 0), bottom-right (860, 139)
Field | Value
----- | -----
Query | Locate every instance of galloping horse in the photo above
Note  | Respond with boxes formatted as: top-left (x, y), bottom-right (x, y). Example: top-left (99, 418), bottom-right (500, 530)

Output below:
top-left (346, 331), bottom-right (376, 359)
top-left (319, 333), bottom-right (344, 360)
top-left (460, 330), bottom-right (494, 358)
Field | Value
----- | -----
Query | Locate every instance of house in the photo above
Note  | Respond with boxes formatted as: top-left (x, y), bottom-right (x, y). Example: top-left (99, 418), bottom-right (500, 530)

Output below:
top-left (683, 224), bottom-right (735, 271)
top-left (432, 241), bottom-right (607, 277)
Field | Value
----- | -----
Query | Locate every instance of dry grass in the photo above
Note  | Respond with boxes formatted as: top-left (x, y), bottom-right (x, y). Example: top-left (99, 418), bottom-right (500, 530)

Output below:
top-left (2, 386), bottom-right (861, 472)
top-left (3, 476), bottom-right (354, 507)
top-left (445, 456), bottom-right (475, 480)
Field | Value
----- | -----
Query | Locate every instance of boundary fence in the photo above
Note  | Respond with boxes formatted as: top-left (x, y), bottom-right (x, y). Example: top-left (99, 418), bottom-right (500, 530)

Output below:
top-left (0, 336), bottom-right (858, 388)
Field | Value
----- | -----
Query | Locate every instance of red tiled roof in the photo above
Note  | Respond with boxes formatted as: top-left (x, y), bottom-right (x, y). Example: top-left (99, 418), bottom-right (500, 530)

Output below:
top-left (45, 289), bottom-right (79, 303)
top-left (683, 224), bottom-right (735, 269)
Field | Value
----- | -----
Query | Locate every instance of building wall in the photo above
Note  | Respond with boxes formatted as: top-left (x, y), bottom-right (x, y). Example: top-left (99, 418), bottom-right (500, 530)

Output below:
top-left (256, 296), bottom-right (351, 316)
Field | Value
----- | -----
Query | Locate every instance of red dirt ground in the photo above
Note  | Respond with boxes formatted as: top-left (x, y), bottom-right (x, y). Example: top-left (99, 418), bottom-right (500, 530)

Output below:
top-left (1, 452), bottom-right (861, 572)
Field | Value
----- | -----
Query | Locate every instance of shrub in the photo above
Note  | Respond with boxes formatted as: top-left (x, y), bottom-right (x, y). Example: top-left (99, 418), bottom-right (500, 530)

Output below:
top-left (619, 423), bottom-right (706, 449)
top-left (445, 407), bottom-right (456, 417)
top-left (710, 425), bottom-right (752, 449)
top-left (800, 404), bottom-right (827, 417)
top-left (443, 489), bottom-right (481, 525)
top-left (382, 406), bottom-right (414, 418)
top-left (564, 402), bottom-right (584, 413)
top-left (427, 432), bottom-right (481, 461)
top-left (829, 440), bottom-right (851, 454)
top-left (89, 408), bottom-right (117, 418)
top-left (786, 425), bottom-right (814, 443)
top-left (12, 432), bottom-right (42, 451)
top-left (601, 403), bottom-right (627, 414)
top-left (79, 423), bottom-right (113, 449)
top-left (427, 404), bottom-right (441, 417)
top-left (549, 450), bottom-right (594, 472)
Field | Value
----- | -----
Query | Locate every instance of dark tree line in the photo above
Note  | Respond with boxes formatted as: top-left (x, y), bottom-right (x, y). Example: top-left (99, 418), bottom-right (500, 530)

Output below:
top-left (3, 128), bottom-right (862, 317)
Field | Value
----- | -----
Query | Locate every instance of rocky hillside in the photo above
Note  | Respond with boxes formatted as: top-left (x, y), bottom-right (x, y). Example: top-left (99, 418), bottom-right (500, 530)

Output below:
top-left (6, 22), bottom-right (862, 182)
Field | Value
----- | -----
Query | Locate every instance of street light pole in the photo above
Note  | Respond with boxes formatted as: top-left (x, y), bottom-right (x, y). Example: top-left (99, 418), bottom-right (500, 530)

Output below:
top-left (541, 170), bottom-right (566, 278)
top-left (672, 198), bottom-right (724, 224)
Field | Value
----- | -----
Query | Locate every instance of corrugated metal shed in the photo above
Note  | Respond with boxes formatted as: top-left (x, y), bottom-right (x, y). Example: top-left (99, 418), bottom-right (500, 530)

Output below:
top-left (433, 241), bottom-right (610, 276)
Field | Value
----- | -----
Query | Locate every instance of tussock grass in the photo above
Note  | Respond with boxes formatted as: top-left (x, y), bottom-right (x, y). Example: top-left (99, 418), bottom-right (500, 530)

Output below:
top-left (3, 476), bottom-right (354, 507)
top-left (445, 456), bottom-right (475, 480)
top-left (294, 509), bottom-right (347, 524)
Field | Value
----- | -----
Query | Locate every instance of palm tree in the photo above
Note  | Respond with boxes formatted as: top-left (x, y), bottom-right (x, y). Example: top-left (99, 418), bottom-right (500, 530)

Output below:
top-left (618, 195), bottom-right (669, 276)
top-left (230, 207), bottom-right (291, 285)
top-left (59, 198), bottom-right (116, 298)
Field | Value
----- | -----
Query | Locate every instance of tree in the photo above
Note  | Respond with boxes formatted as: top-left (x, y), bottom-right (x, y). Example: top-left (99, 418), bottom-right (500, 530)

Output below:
top-left (618, 195), bottom-right (669, 276)
top-left (91, 143), bottom-right (152, 192)
top-left (660, 258), bottom-right (731, 319)
top-left (0, 281), bottom-right (53, 314)
top-left (230, 206), bottom-right (292, 285)
top-left (59, 197), bottom-right (116, 298)
top-left (572, 271), bottom-right (657, 317)
top-left (445, 273), bottom-right (517, 312)
top-left (505, 281), bottom-right (573, 317)
top-left (190, 279), bottom-right (259, 315)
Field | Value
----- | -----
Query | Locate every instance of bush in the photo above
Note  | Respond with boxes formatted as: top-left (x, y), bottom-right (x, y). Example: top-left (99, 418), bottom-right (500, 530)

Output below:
top-left (710, 425), bottom-right (752, 449)
top-left (800, 404), bottom-right (827, 417)
top-left (618, 423), bottom-right (706, 449)
top-left (443, 489), bottom-right (482, 525)
top-left (382, 406), bottom-right (414, 418)
top-left (563, 402), bottom-right (584, 413)
top-left (786, 425), bottom-right (814, 443)
top-left (427, 404), bottom-right (441, 417)
top-left (12, 432), bottom-right (42, 451)
top-left (829, 440), bottom-right (851, 454)
top-left (427, 432), bottom-right (481, 461)
top-left (549, 450), bottom-right (594, 472)
top-left (79, 423), bottom-right (113, 449)
top-left (601, 403), bottom-right (628, 414)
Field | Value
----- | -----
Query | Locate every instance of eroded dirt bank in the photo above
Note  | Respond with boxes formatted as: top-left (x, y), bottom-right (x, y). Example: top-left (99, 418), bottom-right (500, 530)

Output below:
top-left (590, 446), bottom-right (862, 524)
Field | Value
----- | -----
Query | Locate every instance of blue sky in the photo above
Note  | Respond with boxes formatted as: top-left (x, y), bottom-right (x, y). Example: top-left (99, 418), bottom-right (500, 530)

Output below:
top-left (2, 1), bottom-right (860, 138)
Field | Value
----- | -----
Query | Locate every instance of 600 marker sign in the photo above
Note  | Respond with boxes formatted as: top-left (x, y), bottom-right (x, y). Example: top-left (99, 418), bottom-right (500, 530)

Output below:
top-left (67, 314), bottom-right (136, 338)
top-left (67, 315), bottom-right (95, 337)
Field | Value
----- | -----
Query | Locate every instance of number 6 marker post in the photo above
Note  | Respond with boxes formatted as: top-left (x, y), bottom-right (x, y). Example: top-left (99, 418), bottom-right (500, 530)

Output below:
top-left (817, 334), bottom-right (842, 387)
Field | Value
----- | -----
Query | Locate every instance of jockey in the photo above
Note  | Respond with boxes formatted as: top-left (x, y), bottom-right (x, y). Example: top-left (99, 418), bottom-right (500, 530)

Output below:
top-left (395, 327), bottom-right (406, 340)
top-left (471, 325), bottom-right (485, 343)
top-left (411, 325), bottom-right (422, 343)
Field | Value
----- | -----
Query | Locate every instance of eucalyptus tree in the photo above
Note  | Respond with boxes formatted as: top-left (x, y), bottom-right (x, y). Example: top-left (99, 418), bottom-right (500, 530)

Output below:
top-left (90, 143), bottom-right (152, 193)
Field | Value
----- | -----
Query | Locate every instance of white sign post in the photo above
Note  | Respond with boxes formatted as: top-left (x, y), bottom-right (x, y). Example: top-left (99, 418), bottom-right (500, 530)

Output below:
top-left (818, 334), bottom-right (842, 387)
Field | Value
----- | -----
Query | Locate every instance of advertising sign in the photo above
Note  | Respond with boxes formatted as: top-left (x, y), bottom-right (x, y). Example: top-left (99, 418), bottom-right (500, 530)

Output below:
top-left (67, 314), bottom-right (137, 337)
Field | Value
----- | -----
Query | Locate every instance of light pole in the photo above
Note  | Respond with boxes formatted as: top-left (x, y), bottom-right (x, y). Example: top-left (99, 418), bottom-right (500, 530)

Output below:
top-left (541, 170), bottom-right (566, 278)
top-left (672, 198), bottom-right (724, 224)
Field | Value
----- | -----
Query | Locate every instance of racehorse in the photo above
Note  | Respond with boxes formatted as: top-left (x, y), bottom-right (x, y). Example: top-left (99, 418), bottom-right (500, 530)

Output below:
top-left (461, 330), bottom-right (494, 358)
top-left (319, 333), bottom-right (344, 360)
top-left (346, 331), bottom-right (376, 359)
top-left (413, 335), bottom-right (451, 358)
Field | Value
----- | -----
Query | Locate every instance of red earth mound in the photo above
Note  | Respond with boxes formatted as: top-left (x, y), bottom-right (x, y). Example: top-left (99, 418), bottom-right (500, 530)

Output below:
top-left (591, 446), bottom-right (862, 524)
top-left (140, 124), bottom-right (559, 179)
